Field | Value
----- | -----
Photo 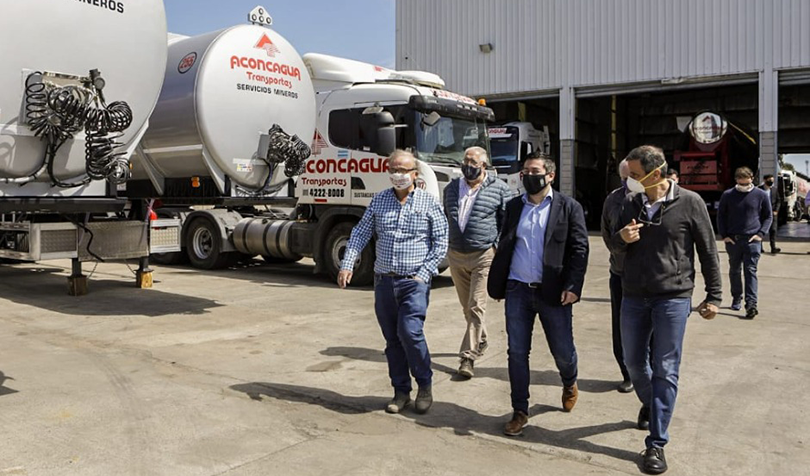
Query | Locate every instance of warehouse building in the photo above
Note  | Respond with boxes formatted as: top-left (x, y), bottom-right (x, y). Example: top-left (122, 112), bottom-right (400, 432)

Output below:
top-left (397, 0), bottom-right (810, 226)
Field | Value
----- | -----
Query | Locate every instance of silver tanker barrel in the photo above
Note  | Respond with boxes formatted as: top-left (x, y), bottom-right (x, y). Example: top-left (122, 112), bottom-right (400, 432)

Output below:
top-left (131, 23), bottom-right (316, 198)
top-left (0, 0), bottom-right (168, 203)
top-left (128, 19), bottom-right (317, 269)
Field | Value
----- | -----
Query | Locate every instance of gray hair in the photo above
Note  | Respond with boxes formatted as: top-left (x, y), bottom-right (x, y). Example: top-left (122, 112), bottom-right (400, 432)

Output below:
top-left (618, 159), bottom-right (630, 180)
top-left (388, 149), bottom-right (418, 168)
top-left (464, 146), bottom-right (490, 165)
top-left (625, 145), bottom-right (667, 174)
top-left (524, 151), bottom-right (556, 174)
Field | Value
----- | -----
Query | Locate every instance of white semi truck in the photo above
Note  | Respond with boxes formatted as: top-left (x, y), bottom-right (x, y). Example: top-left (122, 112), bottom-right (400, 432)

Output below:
top-left (488, 122), bottom-right (551, 194)
top-left (0, 0), bottom-right (177, 294)
top-left (127, 11), bottom-right (494, 286)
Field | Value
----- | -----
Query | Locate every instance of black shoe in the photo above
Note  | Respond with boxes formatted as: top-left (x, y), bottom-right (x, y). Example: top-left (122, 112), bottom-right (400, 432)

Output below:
top-left (637, 405), bottom-right (650, 430)
top-left (642, 446), bottom-right (667, 474)
top-left (617, 379), bottom-right (634, 393)
top-left (385, 390), bottom-right (411, 414)
top-left (743, 306), bottom-right (758, 320)
top-left (770, 247), bottom-right (781, 254)
top-left (414, 385), bottom-right (433, 414)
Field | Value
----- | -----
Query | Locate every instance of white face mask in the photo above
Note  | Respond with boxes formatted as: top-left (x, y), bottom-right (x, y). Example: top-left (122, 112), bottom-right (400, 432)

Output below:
top-left (390, 173), bottom-right (414, 190)
top-left (736, 183), bottom-right (754, 193)
top-left (626, 163), bottom-right (666, 194)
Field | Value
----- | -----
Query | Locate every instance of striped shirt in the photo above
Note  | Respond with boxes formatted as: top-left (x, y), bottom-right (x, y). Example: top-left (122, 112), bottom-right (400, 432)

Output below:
top-left (341, 187), bottom-right (449, 282)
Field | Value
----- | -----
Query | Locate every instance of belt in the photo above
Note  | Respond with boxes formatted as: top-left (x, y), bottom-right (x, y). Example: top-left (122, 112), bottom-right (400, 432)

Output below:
top-left (510, 279), bottom-right (542, 289)
top-left (378, 272), bottom-right (416, 279)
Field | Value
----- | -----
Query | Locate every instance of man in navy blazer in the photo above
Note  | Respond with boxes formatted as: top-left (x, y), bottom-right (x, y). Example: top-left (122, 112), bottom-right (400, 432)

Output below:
top-left (487, 151), bottom-right (589, 437)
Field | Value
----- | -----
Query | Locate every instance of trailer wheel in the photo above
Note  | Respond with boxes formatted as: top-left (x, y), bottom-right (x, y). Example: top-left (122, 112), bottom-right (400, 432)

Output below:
top-left (324, 222), bottom-right (374, 286)
top-left (185, 218), bottom-right (232, 270)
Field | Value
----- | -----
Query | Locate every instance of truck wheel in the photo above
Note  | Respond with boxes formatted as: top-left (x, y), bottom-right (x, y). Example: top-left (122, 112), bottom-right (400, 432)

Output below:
top-left (185, 218), bottom-right (232, 270)
top-left (324, 222), bottom-right (374, 286)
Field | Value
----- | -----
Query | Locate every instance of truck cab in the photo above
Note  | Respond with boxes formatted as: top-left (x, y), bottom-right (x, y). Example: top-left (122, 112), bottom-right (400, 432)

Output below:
top-left (298, 54), bottom-right (494, 207)
top-left (487, 122), bottom-right (550, 194)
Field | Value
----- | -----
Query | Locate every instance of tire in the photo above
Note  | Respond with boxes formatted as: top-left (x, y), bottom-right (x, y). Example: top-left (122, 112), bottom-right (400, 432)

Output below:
top-left (185, 218), bottom-right (233, 270)
top-left (324, 222), bottom-right (374, 286)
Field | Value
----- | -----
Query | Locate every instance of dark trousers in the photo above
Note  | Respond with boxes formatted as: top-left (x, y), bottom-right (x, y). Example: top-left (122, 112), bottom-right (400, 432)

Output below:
top-left (505, 280), bottom-right (578, 415)
top-left (768, 218), bottom-right (778, 251)
top-left (725, 237), bottom-right (762, 309)
top-left (622, 296), bottom-right (691, 449)
top-left (374, 275), bottom-right (433, 393)
top-left (609, 272), bottom-right (630, 381)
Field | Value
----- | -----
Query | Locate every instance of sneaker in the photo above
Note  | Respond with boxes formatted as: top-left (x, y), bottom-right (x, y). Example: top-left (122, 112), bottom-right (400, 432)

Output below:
top-left (617, 379), bottom-right (634, 393)
top-left (385, 390), bottom-right (411, 414)
top-left (642, 446), bottom-right (667, 474)
top-left (503, 411), bottom-right (529, 436)
top-left (562, 383), bottom-right (578, 412)
top-left (477, 340), bottom-right (489, 356)
top-left (414, 385), bottom-right (433, 414)
top-left (730, 297), bottom-right (743, 311)
top-left (457, 359), bottom-right (474, 379)
top-left (637, 405), bottom-right (651, 430)
top-left (743, 306), bottom-right (758, 320)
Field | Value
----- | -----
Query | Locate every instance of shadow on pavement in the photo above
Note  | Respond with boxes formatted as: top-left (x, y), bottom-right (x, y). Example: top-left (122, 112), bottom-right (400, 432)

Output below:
top-left (231, 381), bottom-right (639, 464)
top-left (320, 346), bottom-right (619, 393)
top-left (0, 371), bottom-right (18, 397)
top-left (0, 264), bottom-right (222, 317)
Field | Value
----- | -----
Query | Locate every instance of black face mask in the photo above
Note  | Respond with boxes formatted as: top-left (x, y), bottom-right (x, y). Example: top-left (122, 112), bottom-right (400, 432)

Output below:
top-left (522, 173), bottom-right (549, 195)
top-left (766, 180), bottom-right (775, 186)
top-left (462, 164), bottom-right (482, 182)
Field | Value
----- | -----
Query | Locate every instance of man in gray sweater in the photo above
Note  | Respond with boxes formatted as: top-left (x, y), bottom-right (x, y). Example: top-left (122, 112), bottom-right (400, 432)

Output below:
top-left (610, 145), bottom-right (722, 475)
top-left (600, 159), bottom-right (634, 393)
top-left (443, 146), bottom-right (512, 378)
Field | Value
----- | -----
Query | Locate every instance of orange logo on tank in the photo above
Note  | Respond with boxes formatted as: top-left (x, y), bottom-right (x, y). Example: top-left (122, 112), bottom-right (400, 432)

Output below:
top-left (255, 34), bottom-right (280, 57)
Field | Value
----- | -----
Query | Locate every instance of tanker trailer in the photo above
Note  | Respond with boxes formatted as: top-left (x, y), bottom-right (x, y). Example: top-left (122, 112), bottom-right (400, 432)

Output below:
top-left (126, 14), bottom-right (318, 270)
top-left (0, 0), bottom-right (177, 294)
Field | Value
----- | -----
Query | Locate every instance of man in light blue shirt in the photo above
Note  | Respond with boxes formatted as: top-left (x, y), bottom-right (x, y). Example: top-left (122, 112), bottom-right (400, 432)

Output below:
top-left (487, 152), bottom-right (589, 437)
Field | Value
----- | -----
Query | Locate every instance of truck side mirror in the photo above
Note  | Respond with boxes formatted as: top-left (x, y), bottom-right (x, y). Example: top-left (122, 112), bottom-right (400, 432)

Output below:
top-left (374, 111), bottom-right (396, 157)
top-left (520, 142), bottom-right (532, 161)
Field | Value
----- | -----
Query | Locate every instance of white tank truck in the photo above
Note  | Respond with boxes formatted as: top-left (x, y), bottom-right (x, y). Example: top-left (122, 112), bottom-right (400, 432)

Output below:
top-left (0, 0), bottom-right (175, 295)
top-left (127, 8), bottom-right (494, 286)
top-left (488, 122), bottom-right (551, 195)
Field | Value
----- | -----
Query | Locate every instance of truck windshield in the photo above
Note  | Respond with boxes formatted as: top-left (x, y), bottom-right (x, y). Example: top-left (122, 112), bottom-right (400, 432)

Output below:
top-left (414, 114), bottom-right (489, 166)
top-left (488, 127), bottom-right (520, 166)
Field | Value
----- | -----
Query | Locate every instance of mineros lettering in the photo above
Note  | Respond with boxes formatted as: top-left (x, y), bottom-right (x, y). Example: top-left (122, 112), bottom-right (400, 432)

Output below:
top-left (75, 0), bottom-right (125, 13)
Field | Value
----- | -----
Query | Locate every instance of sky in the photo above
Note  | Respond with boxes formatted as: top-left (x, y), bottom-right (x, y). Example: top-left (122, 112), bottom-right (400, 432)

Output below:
top-left (785, 154), bottom-right (810, 176)
top-left (164, 0), bottom-right (396, 67)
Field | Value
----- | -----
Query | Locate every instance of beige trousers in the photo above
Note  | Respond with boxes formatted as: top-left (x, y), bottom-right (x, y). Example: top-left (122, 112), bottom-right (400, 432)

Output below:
top-left (447, 246), bottom-right (495, 361)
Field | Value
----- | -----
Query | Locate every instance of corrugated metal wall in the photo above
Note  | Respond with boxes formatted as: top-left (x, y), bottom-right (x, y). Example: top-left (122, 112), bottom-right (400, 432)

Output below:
top-left (396, 0), bottom-right (810, 97)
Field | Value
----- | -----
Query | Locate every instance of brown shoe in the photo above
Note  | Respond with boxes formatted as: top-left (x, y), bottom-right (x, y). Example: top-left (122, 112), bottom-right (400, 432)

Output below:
top-left (503, 411), bottom-right (529, 436)
top-left (562, 383), bottom-right (578, 412)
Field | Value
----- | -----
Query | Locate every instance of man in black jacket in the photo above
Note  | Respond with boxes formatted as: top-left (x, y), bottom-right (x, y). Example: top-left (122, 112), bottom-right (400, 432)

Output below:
top-left (610, 145), bottom-right (721, 475)
top-left (444, 147), bottom-right (512, 379)
top-left (758, 174), bottom-right (781, 254)
top-left (487, 151), bottom-right (589, 437)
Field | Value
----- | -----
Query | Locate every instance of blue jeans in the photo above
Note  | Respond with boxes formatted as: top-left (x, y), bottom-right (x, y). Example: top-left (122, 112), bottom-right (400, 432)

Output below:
top-left (725, 237), bottom-right (761, 308)
top-left (374, 275), bottom-right (433, 393)
top-left (505, 280), bottom-right (578, 415)
top-left (621, 296), bottom-right (691, 449)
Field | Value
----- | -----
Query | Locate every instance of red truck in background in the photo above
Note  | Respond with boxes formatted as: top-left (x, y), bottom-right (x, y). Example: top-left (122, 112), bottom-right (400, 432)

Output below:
top-left (673, 111), bottom-right (760, 217)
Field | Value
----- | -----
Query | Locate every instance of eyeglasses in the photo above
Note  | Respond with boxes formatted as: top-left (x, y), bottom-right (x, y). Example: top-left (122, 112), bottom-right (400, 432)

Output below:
top-left (462, 160), bottom-right (485, 167)
top-left (637, 203), bottom-right (666, 226)
top-left (389, 167), bottom-right (417, 174)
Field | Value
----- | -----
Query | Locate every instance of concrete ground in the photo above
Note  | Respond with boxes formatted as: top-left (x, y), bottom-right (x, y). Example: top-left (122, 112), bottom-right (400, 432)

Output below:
top-left (1, 237), bottom-right (808, 476)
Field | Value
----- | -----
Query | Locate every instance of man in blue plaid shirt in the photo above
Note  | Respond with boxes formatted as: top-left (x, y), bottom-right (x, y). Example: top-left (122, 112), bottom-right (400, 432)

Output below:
top-left (338, 150), bottom-right (448, 415)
